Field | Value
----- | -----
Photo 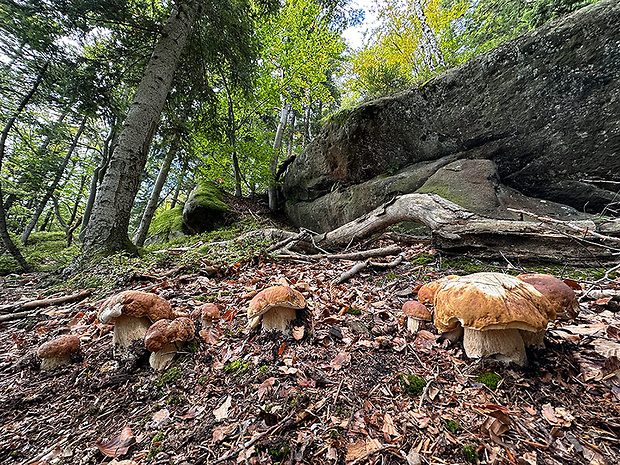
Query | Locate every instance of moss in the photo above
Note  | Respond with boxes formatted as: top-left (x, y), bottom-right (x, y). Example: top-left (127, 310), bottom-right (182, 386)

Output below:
top-left (417, 184), bottom-right (472, 210)
top-left (154, 366), bottom-right (182, 387)
top-left (188, 181), bottom-right (228, 213)
top-left (268, 442), bottom-right (290, 462)
top-left (148, 431), bottom-right (165, 459)
top-left (345, 306), bottom-right (362, 316)
top-left (400, 373), bottom-right (426, 396)
top-left (323, 106), bottom-right (356, 127)
top-left (225, 359), bottom-right (250, 375)
top-left (462, 444), bottom-right (479, 464)
top-left (475, 372), bottom-right (502, 390)
top-left (148, 205), bottom-right (185, 241)
top-left (445, 420), bottom-right (462, 434)
top-left (411, 253), bottom-right (436, 265)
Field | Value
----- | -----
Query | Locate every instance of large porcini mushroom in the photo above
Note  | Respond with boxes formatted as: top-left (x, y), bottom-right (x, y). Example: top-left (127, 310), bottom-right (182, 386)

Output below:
top-left (516, 273), bottom-right (579, 320)
top-left (402, 300), bottom-right (432, 334)
top-left (144, 317), bottom-right (195, 370)
top-left (37, 335), bottom-right (81, 370)
top-left (433, 273), bottom-right (556, 366)
top-left (248, 285), bottom-right (306, 331)
top-left (98, 291), bottom-right (173, 358)
top-left (417, 275), bottom-right (458, 304)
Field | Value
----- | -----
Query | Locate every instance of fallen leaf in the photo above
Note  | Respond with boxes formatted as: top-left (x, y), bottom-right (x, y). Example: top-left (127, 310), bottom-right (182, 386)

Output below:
top-left (213, 424), bottom-right (236, 442)
top-left (214, 396), bottom-right (232, 421)
top-left (149, 408), bottom-right (170, 429)
top-left (519, 451), bottom-right (537, 465)
top-left (199, 327), bottom-right (220, 344)
top-left (256, 377), bottom-right (275, 400)
top-left (292, 326), bottom-right (305, 340)
top-left (345, 439), bottom-right (366, 461)
top-left (326, 445), bottom-right (338, 461)
top-left (330, 351), bottom-right (351, 371)
top-left (95, 425), bottom-right (136, 458)
top-left (382, 413), bottom-right (399, 436)
top-left (179, 405), bottom-right (205, 420)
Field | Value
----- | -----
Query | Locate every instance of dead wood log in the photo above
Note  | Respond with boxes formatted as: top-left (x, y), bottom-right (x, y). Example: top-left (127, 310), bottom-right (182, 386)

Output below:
top-left (0, 289), bottom-right (94, 314)
top-left (314, 194), bottom-right (620, 265)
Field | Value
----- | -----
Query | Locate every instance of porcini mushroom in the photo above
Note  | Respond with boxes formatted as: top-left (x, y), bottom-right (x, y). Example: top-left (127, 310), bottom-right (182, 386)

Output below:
top-left (192, 303), bottom-right (220, 329)
top-left (144, 317), bottom-right (195, 370)
top-left (433, 273), bottom-right (556, 366)
top-left (402, 300), bottom-right (432, 334)
top-left (37, 335), bottom-right (81, 370)
top-left (417, 275), bottom-right (458, 304)
top-left (98, 291), bottom-right (173, 358)
top-left (517, 273), bottom-right (579, 320)
top-left (248, 285), bottom-right (306, 331)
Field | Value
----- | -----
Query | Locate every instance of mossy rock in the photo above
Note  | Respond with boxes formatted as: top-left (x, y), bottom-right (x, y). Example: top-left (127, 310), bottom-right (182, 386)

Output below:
top-left (182, 181), bottom-right (229, 234)
top-left (146, 205), bottom-right (186, 245)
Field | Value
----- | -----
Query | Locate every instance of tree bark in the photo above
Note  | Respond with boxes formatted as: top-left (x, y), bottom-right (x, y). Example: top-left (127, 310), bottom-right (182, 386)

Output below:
top-left (170, 157), bottom-right (188, 209)
top-left (268, 100), bottom-right (291, 211)
top-left (132, 136), bottom-right (179, 247)
top-left (314, 193), bottom-right (620, 265)
top-left (20, 115), bottom-right (87, 244)
top-left (0, 61), bottom-right (49, 271)
top-left (80, 0), bottom-right (201, 254)
top-left (412, 0), bottom-right (446, 70)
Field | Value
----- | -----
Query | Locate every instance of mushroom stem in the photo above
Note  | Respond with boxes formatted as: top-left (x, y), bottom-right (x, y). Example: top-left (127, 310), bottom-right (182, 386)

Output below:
top-left (439, 325), bottom-right (464, 344)
top-left (261, 307), bottom-right (297, 331)
top-left (40, 354), bottom-right (72, 370)
top-left (463, 328), bottom-right (527, 366)
top-left (112, 315), bottom-right (152, 358)
top-left (149, 342), bottom-right (179, 371)
top-left (407, 317), bottom-right (422, 334)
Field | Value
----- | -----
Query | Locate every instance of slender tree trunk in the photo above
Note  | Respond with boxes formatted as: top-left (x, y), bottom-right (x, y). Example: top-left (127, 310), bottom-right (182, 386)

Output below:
top-left (412, 0), bottom-right (445, 70)
top-left (69, 174), bottom-right (88, 227)
top-left (20, 115), bottom-right (87, 244)
top-left (0, 61), bottom-right (48, 271)
top-left (268, 100), bottom-right (290, 211)
top-left (132, 136), bottom-right (179, 246)
top-left (286, 113), bottom-right (296, 158)
top-left (303, 101), bottom-right (312, 147)
top-left (81, 0), bottom-right (201, 254)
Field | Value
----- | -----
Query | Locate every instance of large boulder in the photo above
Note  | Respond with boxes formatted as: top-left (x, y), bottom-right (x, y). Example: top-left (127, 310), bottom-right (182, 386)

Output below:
top-left (283, 0), bottom-right (620, 231)
top-left (183, 182), bottom-right (229, 234)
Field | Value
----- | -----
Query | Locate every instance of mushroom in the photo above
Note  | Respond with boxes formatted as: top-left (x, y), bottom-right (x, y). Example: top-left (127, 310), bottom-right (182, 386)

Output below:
top-left (192, 303), bottom-right (220, 329)
top-left (37, 335), bottom-right (81, 370)
top-left (402, 300), bottom-right (432, 334)
top-left (144, 317), bottom-right (195, 370)
top-left (248, 285), bottom-right (306, 331)
top-left (98, 290), bottom-right (173, 358)
top-left (432, 273), bottom-right (556, 366)
top-left (517, 273), bottom-right (579, 320)
top-left (417, 275), bottom-right (458, 304)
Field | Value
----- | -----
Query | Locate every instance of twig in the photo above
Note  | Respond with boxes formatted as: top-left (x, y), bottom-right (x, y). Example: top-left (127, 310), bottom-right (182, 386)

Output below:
top-left (0, 289), bottom-right (93, 314)
top-left (0, 310), bottom-right (38, 323)
top-left (580, 262), bottom-right (620, 301)
top-left (333, 261), bottom-right (369, 285)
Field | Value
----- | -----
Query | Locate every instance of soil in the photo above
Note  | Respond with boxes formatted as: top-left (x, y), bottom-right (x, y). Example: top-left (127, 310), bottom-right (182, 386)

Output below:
top-left (0, 229), bottom-right (619, 465)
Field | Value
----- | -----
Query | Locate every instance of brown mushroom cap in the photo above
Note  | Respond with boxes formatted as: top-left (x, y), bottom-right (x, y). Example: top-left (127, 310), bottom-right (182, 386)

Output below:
top-left (248, 286), bottom-right (306, 319)
top-left (433, 272), bottom-right (556, 333)
top-left (37, 335), bottom-right (81, 359)
top-left (516, 273), bottom-right (579, 320)
top-left (144, 317), bottom-right (195, 352)
top-left (402, 301), bottom-right (432, 320)
top-left (198, 303), bottom-right (220, 320)
top-left (98, 290), bottom-right (172, 324)
top-left (417, 275), bottom-right (458, 304)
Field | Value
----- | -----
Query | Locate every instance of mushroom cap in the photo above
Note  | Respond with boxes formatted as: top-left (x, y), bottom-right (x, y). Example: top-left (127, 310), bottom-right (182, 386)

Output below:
top-left (98, 290), bottom-right (172, 324)
top-left (402, 300), bottom-right (432, 320)
top-left (37, 335), bottom-right (81, 359)
top-left (198, 303), bottom-right (220, 320)
top-left (144, 317), bottom-right (195, 352)
top-left (417, 275), bottom-right (458, 304)
top-left (433, 272), bottom-right (556, 333)
top-left (516, 273), bottom-right (579, 320)
top-left (248, 285), bottom-right (306, 321)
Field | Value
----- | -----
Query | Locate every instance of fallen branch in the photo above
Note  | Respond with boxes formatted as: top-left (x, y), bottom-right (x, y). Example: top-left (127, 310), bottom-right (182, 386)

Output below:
top-left (0, 310), bottom-right (36, 323)
top-left (332, 254), bottom-right (404, 285)
top-left (0, 289), bottom-right (94, 314)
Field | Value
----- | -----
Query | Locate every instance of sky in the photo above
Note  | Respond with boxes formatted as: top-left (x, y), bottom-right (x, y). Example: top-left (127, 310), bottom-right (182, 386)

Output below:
top-left (341, 0), bottom-right (380, 50)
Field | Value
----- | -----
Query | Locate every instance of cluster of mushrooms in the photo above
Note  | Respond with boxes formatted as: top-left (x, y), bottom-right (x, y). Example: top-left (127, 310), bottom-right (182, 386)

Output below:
top-left (36, 271), bottom-right (578, 371)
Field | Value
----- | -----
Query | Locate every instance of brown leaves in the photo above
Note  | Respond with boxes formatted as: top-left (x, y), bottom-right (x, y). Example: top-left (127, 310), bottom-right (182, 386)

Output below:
top-left (329, 351), bottom-right (351, 371)
top-left (541, 403), bottom-right (573, 427)
top-left (95, 426), bottom-right (135, 458)
top-left (213, 395), bottom-right (232, 421)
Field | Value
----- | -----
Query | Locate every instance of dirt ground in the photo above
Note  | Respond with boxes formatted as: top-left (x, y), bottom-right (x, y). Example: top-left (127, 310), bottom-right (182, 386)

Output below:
top-left (0, 236), bottom-right (619, 465)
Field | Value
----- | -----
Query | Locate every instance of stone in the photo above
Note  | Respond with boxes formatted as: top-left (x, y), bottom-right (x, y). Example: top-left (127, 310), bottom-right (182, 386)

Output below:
top-left (182, 181), bottom-right (229, 235)
top-left (283, 0), bottom-right (620, 229)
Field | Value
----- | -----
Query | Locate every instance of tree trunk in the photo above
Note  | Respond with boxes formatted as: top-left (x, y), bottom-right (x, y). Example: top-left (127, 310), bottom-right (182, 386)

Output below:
top-left (0, 61), bottom-right (49, 271)
top-left (170, 157), bottom-right (187, 209)
top-left (132, 136), bottom-right (179, 246)
top-left (268, 100), bottom-right (290, 211)
top-left (302, 102), bottom-right (312, 147)
top-left (80, 0), bottom-right (201, 254)
top-left (286, 113), bottom-right (296, 158)
top-left (412, 0), bottom-right (445, 70)
top-left (69, 174), bottom-right (88, 227)
top-left (20, 115), bottom-right (87, 244)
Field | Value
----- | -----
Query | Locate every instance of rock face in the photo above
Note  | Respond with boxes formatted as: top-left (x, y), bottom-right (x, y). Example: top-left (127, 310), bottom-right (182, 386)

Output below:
top-left (182, 181), bottom-right (229, 234)
top-left (283, 0), bottom-right (620, 232)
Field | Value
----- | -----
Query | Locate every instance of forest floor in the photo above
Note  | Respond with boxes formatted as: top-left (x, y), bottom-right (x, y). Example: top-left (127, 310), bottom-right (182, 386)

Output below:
top-left (0, 200), bottom-right (619, 465)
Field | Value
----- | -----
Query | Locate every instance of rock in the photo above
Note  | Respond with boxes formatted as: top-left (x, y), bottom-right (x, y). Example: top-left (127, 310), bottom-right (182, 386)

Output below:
top-left (283, 0), bottom-right (620, 226)
top-left (182, 181), bottom-right (229, 235)
top-left (145, 205), bottom-right (186, 245)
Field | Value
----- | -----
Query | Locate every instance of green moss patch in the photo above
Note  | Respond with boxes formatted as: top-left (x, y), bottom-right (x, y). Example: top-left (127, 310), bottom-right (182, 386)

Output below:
top-left (147, 205), bottom-right (185, 242)
top-left (400, 373), bottom-right (426, 396)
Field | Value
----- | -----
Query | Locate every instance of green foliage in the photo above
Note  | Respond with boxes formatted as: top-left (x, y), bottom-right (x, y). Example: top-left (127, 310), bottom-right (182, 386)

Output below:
top-left (153, 367), bottom-right (182, 388)
top-left (475, 372), bottom-right (502, 390)
top-left (225, 359), bottom-right (251, 375)
top-left (400, 373), bottom-right (427, 396)
top-left (148, 431), bottom-right (165, 459)
top-left (345, 306), bottom-right (362, 316)
top-left (268, 442), bottom-right (290, 462)
top-left (147, 205), bottom-right (185, 241)
top-left (445, 419), bottom-right (462, 434)
top-left (411, 253), bottom-right (436, 265)
top-left (462, 444), bottom-right (479, 464)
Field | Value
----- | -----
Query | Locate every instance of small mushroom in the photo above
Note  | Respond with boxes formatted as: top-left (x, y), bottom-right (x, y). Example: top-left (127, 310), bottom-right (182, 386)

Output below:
top-left (248, 285), bottom-right (306, 331)
top-left (98, 291), bottom-right (173, 358)
top-left (402, 300), bottom-right (432, 334)
top-left (144, 317), bottom-right (195, 370)
top-left (433, 272), bottom-right (556, 366)
top-left (37, 335), bottom-right (81, 370)
top-left (192, 303), bottom-right (220, 329)
top-left (517, 273), bottom-right (579, 320)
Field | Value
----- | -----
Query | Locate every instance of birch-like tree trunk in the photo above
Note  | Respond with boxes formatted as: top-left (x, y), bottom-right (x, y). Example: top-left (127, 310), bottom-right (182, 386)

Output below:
top-left (268, 100), bottom-right (291, 211)
top-left (81, 0), bottom-right (201, 253)
top-left (20, 115), bottom-right (87, 244)
top-left (412, 0), bottom-right (445, 70)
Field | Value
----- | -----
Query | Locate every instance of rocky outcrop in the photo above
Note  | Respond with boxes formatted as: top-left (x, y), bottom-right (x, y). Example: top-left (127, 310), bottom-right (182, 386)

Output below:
top-left (283, 0), bottom-right (620, 231)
